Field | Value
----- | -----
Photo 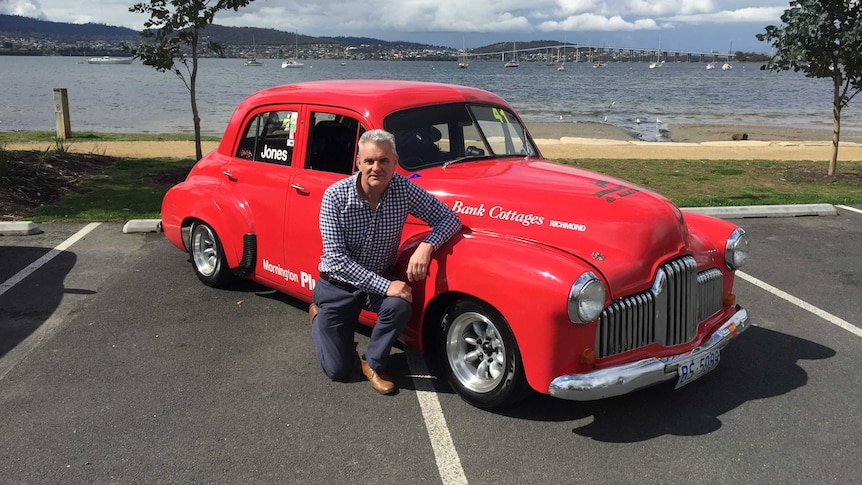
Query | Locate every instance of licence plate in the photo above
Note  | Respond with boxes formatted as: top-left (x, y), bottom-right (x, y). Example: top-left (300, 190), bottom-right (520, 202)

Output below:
top-left (675, 348), bottom-right (720, 389)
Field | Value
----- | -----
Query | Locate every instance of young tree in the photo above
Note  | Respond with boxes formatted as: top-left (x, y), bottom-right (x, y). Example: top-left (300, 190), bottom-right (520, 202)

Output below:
top-left (758, 0), bottom-right (862, 178)
top-left (130, 0), bottom-right (253, 160)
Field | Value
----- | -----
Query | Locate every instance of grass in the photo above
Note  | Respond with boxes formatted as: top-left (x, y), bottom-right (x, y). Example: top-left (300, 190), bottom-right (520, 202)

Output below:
top-left (5, 131), bottom-right (862, 222)
top-left (29, 156), bottom-right (197, 221)
top-left (560, 158), bottom-right (862, 207)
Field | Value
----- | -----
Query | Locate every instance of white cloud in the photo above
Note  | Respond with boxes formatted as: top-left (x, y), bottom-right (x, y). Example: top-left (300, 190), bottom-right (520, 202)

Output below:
top-left (0, 0), bottom-right (46, 18)
top-left (664, 6), bottom-right (787, 24)
top-left (6, 0), bottom-right (791, 51)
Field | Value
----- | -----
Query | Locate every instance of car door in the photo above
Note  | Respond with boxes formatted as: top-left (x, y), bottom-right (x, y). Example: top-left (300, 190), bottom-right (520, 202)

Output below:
top-left (223, 106), bottom-right (303, 287)
top-left (281, 108), bottom-right (367, 298)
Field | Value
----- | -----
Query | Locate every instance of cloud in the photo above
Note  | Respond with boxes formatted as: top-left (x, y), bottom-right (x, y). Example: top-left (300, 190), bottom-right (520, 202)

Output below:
top-left (663, 6), bottom-right (787, 24)
top-left (0, 0), bottom-right (46, 19)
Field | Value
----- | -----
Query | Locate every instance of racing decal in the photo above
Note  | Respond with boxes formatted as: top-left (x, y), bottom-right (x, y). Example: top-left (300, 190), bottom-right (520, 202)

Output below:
top-left (592, 180), bottom-right (639, 202)
top-left (262, 259), bottom-right (318, 290)
top-left (451, 199), bottom-right (587, 232)
top-left (263, 259), bottom-right (299, 282)
top-left (260, 144), bottom-right (290, 162)
top-left (451, 200), bottom-right (543, 227)
top-left (548, 220), bottom-right (587, 232)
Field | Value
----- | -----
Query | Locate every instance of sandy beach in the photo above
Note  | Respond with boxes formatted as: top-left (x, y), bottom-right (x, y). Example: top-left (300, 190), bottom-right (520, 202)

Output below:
top-left (6, 122), bottom-right (862, 161)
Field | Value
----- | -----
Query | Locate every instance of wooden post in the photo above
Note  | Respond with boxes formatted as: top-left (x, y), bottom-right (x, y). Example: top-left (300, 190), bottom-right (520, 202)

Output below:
top-left (53, 88), bottom-right (71, 139)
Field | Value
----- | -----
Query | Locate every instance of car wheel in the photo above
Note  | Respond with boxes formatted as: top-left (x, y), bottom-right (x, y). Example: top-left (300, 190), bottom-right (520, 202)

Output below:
top-left (441, 300), bottom-right (529, 409)
top-left (189, 222), bottom-right (234, 288)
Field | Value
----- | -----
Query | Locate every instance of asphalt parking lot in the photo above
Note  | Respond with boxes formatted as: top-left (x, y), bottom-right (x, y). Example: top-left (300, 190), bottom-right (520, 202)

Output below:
top-left (1, 206), bottom-right (861, 483)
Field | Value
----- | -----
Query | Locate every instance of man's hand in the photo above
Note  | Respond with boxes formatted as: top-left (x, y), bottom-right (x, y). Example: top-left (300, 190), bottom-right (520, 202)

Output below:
top-left (386, 280), bottom-right (413, 303)
top-left (407, 242), bottom-right (434, 282)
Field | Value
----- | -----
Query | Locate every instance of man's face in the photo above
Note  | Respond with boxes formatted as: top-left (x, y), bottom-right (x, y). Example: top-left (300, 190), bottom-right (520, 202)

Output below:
top-left (356, 140), bottom-right (397, 193)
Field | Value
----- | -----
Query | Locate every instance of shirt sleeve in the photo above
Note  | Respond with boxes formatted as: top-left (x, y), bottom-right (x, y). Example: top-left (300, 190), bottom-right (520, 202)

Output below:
top-left (406, 180), bottom-right (462, 250)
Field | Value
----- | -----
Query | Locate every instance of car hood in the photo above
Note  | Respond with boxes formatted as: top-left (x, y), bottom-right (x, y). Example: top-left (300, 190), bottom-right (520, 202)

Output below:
top-left (409, 158), bottom-right (692, 297)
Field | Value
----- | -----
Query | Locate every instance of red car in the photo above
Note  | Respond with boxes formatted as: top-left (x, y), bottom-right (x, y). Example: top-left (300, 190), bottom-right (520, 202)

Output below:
top-left (161, 80), bottom-right (751, 409)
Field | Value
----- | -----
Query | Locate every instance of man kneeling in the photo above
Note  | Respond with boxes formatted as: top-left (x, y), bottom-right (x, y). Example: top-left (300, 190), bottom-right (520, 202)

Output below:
top-left (310, 129), bottom-right (462, 394)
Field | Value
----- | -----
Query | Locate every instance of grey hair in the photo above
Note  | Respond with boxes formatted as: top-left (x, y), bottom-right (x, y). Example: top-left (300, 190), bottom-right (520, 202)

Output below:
top-left (358, 129), bottom-right (397, 154)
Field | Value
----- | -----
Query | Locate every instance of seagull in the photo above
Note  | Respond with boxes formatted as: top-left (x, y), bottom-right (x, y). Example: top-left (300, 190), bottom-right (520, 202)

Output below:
top-left (635, 118), bottom-right (641, 124)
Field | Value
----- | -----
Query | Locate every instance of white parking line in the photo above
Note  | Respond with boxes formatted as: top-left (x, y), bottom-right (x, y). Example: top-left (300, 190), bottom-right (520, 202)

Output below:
top-left (737, 271), bottom-right (862, 338)
top-left (0, 223), bottom-right (101, 297)
top-left (0, 223), bottom-right (101, 382)
top-left (406, 352), bottom-right (468, 485)
top-left (836, 205), bottom-right (862, 215)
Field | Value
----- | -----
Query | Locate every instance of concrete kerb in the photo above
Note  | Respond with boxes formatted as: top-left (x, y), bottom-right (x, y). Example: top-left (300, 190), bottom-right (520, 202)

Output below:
top-left (0, 204), bottom-right (841, 236)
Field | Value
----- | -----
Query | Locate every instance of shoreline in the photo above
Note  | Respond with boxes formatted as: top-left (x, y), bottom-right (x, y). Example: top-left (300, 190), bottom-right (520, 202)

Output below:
top-left (5, 122), bottom-right (862, 161)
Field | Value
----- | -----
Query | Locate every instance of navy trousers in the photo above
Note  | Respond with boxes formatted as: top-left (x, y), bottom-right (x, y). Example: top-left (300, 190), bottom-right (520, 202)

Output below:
top-left (311, 278), bottom-right (412, 381)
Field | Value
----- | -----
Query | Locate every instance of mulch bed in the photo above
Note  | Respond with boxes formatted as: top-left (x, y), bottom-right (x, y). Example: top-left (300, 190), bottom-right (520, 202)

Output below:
top-left (0, 149), bottom-right (118, 221)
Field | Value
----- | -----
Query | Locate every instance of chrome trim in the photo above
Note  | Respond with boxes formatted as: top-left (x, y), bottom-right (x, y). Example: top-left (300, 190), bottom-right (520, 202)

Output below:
top-left (725, 227), bottom-right (750, 270)
top-left (596, 256), bottom-right (725, 358)
top-left (549, 306), bottom-right (749, 401)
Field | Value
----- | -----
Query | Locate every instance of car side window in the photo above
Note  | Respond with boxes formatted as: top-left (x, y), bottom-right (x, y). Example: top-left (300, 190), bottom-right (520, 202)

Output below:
top-left (235, 110), bottom-right (299, 165)
top-left (306, 112), bottom-right (361, 175)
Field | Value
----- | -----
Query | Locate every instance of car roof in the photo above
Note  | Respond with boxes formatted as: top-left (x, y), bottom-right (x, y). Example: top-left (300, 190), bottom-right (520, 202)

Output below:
top-left (234, 79), bottom-right (511, 118)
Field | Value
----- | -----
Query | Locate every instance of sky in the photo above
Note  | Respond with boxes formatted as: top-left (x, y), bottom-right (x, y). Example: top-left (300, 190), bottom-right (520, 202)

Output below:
top-left (1, 0), bottom-right (791, 53)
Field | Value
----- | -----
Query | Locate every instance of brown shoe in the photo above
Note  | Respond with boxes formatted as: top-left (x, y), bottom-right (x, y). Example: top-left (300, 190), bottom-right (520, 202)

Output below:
top-left (360, 358), bottom-right (396, 395)
top-left (309, 303), bottom-right (318, 327)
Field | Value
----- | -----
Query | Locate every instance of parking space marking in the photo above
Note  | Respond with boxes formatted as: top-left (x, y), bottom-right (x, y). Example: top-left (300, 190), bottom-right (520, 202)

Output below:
top-left (0, 223), bottom-right (101, 382)
top-left (737, 271), bottom-right (862, 338)
top-left (0, 223), bottom-right (101, 297)
top-left (836, 205), bottom-right (862, 215)
top-left (406, 352), bottom-right (468, 485)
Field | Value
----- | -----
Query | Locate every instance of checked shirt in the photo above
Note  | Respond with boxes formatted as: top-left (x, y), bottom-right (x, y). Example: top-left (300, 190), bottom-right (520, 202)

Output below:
top-left (318, 172), bottom-right (462, 295)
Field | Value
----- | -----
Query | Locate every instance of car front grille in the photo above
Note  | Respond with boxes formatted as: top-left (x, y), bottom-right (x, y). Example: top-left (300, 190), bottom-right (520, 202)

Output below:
top-left (595, 256), bottom-right (724, 358)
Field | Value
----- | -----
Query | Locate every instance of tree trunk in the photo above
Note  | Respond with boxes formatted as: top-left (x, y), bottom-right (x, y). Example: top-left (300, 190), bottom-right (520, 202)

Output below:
top-left (829, 72), bottom-right (840, 179)
top-left (190, 33), bottom-right (203, 161)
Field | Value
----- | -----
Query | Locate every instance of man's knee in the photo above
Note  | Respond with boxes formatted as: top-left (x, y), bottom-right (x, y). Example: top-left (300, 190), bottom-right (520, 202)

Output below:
top-left (381, 296), bottom-right (412, 323)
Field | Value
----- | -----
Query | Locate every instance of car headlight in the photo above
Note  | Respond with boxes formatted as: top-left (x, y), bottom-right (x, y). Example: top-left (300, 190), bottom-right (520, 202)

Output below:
top-left (725, 227), bottom-right (750, 270)
top-left (568, 272), bottom-right (606, 323)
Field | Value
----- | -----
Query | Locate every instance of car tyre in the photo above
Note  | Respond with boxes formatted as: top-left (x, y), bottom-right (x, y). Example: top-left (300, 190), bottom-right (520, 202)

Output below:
top-left (189, 222), bottom-right (234, 288)
top-left (441, 299), bottom-right (530, 409)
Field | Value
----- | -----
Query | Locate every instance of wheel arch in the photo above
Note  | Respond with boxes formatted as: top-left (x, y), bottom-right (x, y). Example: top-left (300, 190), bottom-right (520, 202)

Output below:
top-left (408, 230), bottom-right (604, 395)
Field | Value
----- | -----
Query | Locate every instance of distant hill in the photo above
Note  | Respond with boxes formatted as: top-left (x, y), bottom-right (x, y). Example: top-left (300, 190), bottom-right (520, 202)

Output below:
top-left (0, 14), bottom-right (138, 38)
top-left (0, 14), bottom-right (448, 50)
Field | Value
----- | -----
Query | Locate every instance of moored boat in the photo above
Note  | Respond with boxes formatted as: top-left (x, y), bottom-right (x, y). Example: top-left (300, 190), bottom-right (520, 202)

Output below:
top-left (87, 56), bottom-right (134, 65)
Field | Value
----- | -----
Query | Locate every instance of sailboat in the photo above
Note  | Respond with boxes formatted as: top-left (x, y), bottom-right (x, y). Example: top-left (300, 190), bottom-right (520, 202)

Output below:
top-left (245, 35), bottom-right (263, 66)
top-left (504, 42), bottom-right (519, 67)
top-left (706, 52), bottom-right (716, 70)
top-left (592, 43), bottom-right (607, 68)
top-left (281, 31), bottom-right (305, 68)
top-left (722, 42), bottom-right (733, 70)
top-left (557, 44), bottom-right (566, 71)
top-left (649, 36), bottom-right (664, 69)
top-left (457, 37), bottom-right (469, 68)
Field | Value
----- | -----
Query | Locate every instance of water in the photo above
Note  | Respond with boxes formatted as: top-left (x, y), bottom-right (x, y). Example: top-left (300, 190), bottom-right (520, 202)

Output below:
top-left (1, 56), bottom-right (860, 141)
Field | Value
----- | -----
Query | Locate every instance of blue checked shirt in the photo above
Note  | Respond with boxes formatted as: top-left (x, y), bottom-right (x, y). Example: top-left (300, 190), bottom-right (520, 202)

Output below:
top-left (318, 172), bottom-right (462, 295)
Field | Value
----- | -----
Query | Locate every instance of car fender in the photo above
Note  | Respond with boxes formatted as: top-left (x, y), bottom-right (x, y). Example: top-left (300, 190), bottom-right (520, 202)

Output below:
top-left (400, 229), bottom-right (605, 394)
top-left (162, 178), bottom-right (256, 269)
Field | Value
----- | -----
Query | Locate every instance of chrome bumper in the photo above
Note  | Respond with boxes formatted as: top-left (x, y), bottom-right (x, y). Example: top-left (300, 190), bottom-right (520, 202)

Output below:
top-left (548, 306), bottom-right (749, 401)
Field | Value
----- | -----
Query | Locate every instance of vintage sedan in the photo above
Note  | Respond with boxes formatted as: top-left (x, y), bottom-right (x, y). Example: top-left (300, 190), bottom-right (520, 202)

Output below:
top-left (161, 80), bottom-right (750, 409)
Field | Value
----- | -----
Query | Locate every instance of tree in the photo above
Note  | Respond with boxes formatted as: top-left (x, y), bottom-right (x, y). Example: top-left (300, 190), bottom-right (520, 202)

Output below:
top-left (130, 0), bottom-right (253, 160)
top-left (757, 0), bottom-right (862, 178)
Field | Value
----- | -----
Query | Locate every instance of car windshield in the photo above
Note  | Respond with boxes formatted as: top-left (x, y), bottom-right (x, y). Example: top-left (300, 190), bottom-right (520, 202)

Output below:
top-left (384, 103), bottom-right (538, 170)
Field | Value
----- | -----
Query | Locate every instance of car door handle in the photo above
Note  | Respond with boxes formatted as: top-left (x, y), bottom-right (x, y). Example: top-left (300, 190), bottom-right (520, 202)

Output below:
top-left (290, 183), bottom-right (307, 193)
top-left (222, 170), bottom-right (236, 181)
